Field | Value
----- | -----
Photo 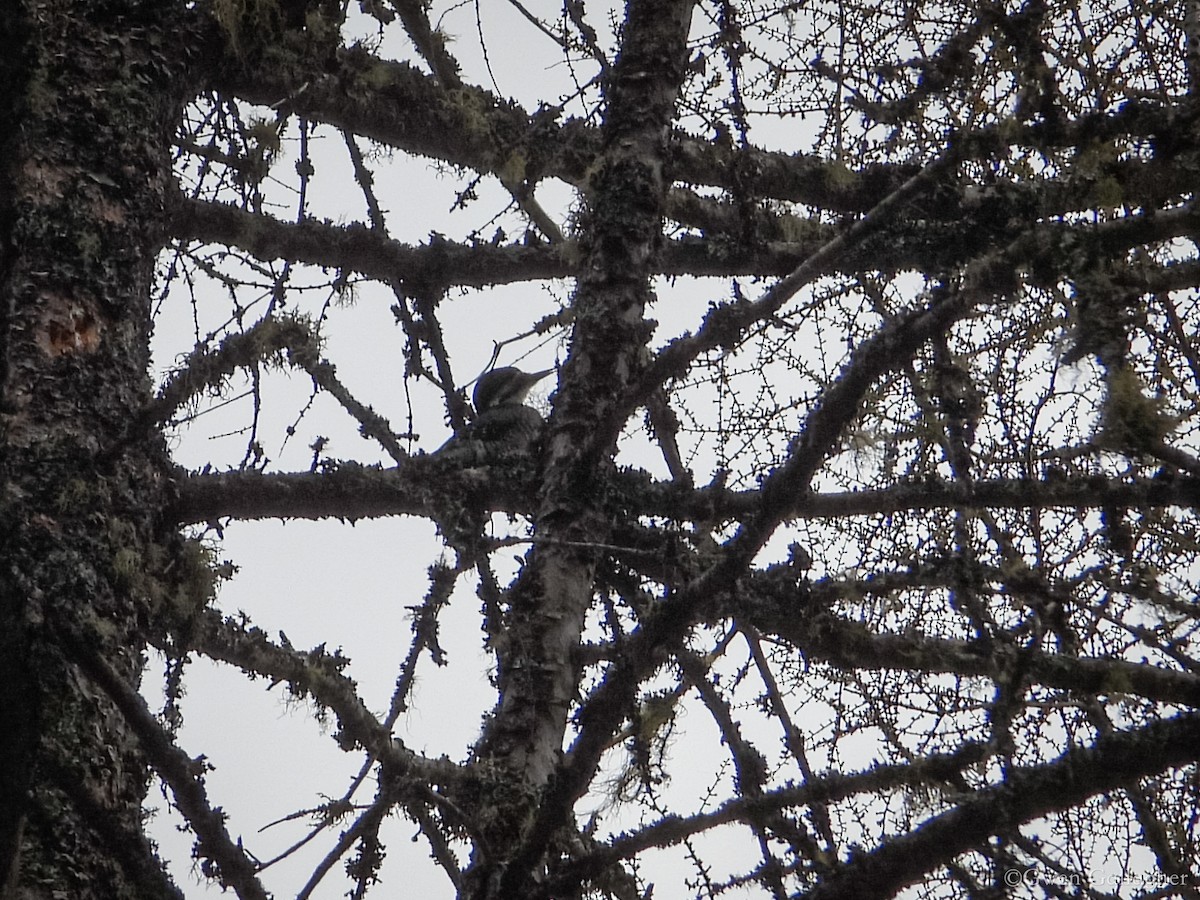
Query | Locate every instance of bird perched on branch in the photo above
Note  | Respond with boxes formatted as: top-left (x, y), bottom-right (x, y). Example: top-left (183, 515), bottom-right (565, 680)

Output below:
top-left (438, 366), bottom-right (555, 457)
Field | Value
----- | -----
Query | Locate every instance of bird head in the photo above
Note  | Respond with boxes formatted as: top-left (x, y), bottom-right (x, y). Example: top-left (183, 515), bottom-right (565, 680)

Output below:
top-left (472, 367), bottom-right (554, 413)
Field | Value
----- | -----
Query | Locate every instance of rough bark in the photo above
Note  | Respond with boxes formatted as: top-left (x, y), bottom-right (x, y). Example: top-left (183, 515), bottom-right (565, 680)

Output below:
top-left (460, 3), bottom-right (697, 897)
top-left (0, 2), bottom-right (187, 897)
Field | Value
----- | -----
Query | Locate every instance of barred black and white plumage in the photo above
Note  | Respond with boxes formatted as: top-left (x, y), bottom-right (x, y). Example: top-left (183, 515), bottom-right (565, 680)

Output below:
top-left (437, 367), bottom-right (554, 457)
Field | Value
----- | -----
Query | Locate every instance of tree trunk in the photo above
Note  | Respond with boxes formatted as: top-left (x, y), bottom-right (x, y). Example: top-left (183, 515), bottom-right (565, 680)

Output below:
top-left (0, 2), bottom-right (185, 897)
top-left (461, 3), bottom-right (696, 897)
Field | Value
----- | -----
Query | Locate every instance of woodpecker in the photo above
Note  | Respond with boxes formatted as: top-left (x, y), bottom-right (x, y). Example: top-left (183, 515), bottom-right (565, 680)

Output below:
top-left (438, 366), bottom-right (554, 456)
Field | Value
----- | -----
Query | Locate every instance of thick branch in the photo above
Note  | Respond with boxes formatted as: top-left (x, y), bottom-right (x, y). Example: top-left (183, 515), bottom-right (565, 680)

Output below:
top-left (168, 459), bottom-right (529, 525)
top-left (800, 713), bottom-right (1200, 900)
top-left (172, 192), bottom-right (1200, 302)
top-left (216, 40), bottom-right (1199, 218)
top-left (729, 602), bottom-right (1200, 710)
top-left (177, 607), bottom-right (465, 795)
top-left (154, 314), bottom-right (406, 462)
top-left (170, 466), bottom-right (1200, 531)
top-left (170, 195), bottom-right (570, 289)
